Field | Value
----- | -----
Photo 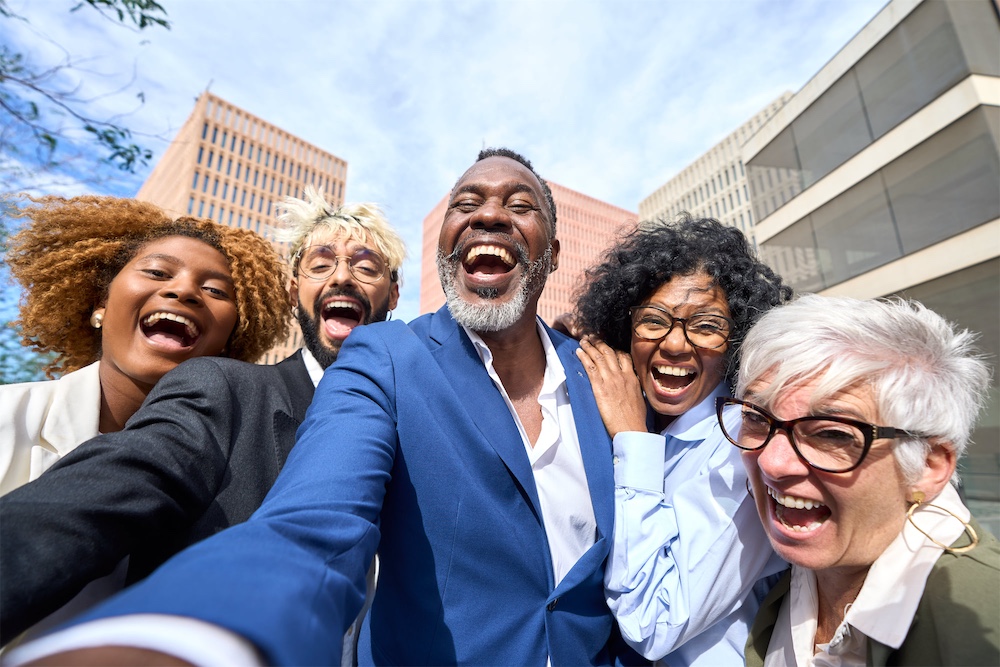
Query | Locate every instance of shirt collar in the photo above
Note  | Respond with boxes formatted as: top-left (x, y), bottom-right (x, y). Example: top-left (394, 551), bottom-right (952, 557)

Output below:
top-left (300, 347), bottom-right (325, 388)
top-left (660, 381), bottom-right (731, 441)
top-left (463, 319), bottom-right (566, 389)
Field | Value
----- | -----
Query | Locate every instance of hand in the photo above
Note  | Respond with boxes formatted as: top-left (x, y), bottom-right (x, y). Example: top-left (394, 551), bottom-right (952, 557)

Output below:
top-left (576, 337), bottom-right (648, 438)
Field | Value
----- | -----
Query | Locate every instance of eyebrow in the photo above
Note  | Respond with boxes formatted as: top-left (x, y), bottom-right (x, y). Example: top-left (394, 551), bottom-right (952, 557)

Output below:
top-left (451, 182), bottom-right (540, 201)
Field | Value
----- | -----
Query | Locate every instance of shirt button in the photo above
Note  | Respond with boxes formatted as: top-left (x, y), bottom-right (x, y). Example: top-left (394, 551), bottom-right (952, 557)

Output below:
top-left (612, 455), bottom-right (620, 465)
top-left (547, 598), bottom-right (558, 611)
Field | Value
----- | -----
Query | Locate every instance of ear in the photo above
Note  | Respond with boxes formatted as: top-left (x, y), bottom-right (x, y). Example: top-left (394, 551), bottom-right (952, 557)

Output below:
top-left (289, 276), bottom-right (300, 309)
top-left (549, 238), bottom-right (560, 273)
top-left (388, 281), bottom-right (400, 311)
top-left (912, 441), bottom-right (957, 501)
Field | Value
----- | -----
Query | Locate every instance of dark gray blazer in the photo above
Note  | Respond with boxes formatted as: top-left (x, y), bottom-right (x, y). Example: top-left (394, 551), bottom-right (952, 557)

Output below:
top-left (0, 351), bottom-right (314, 643)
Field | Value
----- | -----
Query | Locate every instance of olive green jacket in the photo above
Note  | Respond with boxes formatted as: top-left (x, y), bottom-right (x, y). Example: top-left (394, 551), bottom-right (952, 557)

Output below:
top-left (745, 518), bottom-right (1000, 666)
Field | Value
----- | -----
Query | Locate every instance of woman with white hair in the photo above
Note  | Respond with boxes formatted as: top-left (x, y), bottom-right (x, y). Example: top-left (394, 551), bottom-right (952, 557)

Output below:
top-left (719, 294), bottom-right (999, 666)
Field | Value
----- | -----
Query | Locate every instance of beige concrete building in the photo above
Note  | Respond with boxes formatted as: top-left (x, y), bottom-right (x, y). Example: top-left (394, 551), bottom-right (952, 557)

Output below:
top-left (639, 93), bottom-right (792, 244)
top-left (743, 0), bottom-right (999, 501)
top-left (419, 181), bottom-right (637, 324)
top-left (137, 92), bottom-right (348, 364)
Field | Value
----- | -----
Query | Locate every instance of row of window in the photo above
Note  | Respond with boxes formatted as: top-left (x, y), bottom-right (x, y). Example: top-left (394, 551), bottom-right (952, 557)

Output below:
top-left (202, 96), bottom-right (343, 177)
top-left (187, 196), bottom-right (270, 235)
top-left (195, 141), bottom-right (342, 200)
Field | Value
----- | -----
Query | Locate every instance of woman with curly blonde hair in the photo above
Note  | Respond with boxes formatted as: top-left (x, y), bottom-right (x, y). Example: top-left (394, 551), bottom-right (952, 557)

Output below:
top-left (1, 195), bottom-right (289, 494)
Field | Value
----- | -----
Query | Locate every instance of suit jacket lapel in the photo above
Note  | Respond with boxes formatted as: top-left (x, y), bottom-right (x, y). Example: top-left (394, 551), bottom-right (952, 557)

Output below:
top-left (427, 308), bottom-right (543, 519)
top-left (553, 331), bottom-right (614, 542)
top-left (276, 350), bottom-right (316, 423)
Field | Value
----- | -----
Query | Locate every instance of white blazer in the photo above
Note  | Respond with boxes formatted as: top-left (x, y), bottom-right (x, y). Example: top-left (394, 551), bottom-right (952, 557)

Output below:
top-left (0, 361), bottom-right (102, 495)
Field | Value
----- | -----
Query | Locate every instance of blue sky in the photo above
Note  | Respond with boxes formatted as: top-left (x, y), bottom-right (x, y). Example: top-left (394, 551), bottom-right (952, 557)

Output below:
top-left (4, 0), bottom-right (887, 323)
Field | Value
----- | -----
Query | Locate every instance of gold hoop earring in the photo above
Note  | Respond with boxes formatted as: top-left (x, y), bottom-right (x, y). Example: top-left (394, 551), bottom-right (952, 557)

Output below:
top-left (386, 310), bottom-right (393, 321)
top-left (907, 490), bottom-right (978, 555)
top-left (291, 306), bottom-right (299, 318)
top-left (89, 311), bottom-right (104, 329)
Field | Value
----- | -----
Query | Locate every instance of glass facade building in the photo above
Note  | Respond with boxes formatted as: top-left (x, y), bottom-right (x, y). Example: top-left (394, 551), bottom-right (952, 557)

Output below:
top-left (744, 0), bottom-right (999, 502)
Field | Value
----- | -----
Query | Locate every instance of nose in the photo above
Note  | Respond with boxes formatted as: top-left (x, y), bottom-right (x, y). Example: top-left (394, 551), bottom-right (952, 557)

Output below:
top-left (326, 256), bottom-right (356, 287)
top-left (162, 275), bottom-right (203, 306)
top-left (755, 428), bottom-right (811, 479)
top-left (658, 320), bottom-right (693, 355)
top-left (469, 199), bottom-right (511, 232)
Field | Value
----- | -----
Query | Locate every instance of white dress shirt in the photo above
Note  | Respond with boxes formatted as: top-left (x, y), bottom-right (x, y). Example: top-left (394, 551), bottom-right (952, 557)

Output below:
top-left (605, 383), bottom-right (786, 665)
top-left (766, 483), bottom-right (971, 667)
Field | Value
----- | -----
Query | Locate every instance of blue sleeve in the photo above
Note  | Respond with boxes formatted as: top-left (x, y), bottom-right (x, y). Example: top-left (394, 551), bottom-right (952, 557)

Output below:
top-left (605, 422), bottom-right (786, 663)
top-left (66, 327), bottom-right (399, 666)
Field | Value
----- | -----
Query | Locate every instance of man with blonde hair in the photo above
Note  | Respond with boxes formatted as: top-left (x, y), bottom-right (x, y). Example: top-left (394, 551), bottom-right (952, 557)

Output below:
top-left (0, 189), bottom-right (406, 664)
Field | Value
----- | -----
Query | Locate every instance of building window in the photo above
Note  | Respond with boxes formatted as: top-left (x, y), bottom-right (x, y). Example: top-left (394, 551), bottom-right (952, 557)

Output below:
top-left (227, 159), bottom-right (232, 176)
top-left (208, 204), bottom-right (215, 219)
top-left (192, 172), bottom-right (199, 190)
top-left (198, 200), bottom-right (205, 217)
top-left (218, 206), bottom-right (225, 222)
top-left (202, 122), bottom-right (208, 139)
top-left (253, 170), bottom-right (259, 187)
top-left (197, 147), bottom-right (203, 164)
top-left (240, 140), bottom-right (245, 157)
top-left (202, 177), bottom-right (208, 193)
top-left (213, 178), bottom-right (219, 196)
top-left (188, 197), bottom-right (194, 214)
top-left (249, 193), bottom-right (255, 209)
top-left (222, 183), bottom-right (228, 200)
top-left (241, 190), bottom-right (247, 206)
top-left (221, 131), bottom-right (227, 148)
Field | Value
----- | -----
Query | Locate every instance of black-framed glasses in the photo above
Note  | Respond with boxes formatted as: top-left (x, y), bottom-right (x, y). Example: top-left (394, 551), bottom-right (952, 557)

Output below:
top-left (630, 305), bottom-right (734, 350)
top-left (295, 246), bottom-right (388, 284)
top-left (716, 397), bottom-right (924, 473)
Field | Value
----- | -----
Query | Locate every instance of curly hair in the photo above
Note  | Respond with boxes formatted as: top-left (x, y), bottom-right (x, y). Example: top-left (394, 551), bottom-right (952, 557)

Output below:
top-left (574, 215), bottom-right (793, 380)
top-left (6, 195), bottom-right (289, 376)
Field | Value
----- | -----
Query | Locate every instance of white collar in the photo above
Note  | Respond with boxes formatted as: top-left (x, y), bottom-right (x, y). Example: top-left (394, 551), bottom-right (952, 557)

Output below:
top-left (463, 318), bottom-right (566, 389)
top-left (300, 347), bottom-right (325, 388)
top-left (660, 381), bottom-right (731, 441)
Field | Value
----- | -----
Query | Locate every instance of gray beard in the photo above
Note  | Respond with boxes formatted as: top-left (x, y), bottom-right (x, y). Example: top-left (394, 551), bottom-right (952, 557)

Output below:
top-left (437, 244), bottom-right (552, 333)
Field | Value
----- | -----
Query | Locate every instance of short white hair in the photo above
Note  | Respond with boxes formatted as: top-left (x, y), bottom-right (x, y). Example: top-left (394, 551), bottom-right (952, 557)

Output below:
top-left (737, 294), bottom-right (991, 485)
top-left (274, 186), bottom-right (406, 280)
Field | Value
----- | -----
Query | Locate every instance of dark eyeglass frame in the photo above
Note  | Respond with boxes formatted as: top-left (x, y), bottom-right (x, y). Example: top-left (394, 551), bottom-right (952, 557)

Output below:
top-left (294, 246), bottom-right (389, 284)
top-left (716, 396), bottom-right (924, 473)
top-left (629, 305), bottom-right (735, 350)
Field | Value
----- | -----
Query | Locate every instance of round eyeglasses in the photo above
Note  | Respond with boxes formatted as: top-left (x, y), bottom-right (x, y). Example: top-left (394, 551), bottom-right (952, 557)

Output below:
top-left (716, 397), bottom-right (923, 473)
top-left (295, 246), bottom-right (388, 284)
top-left (630, 305), bottom-right (734, 350)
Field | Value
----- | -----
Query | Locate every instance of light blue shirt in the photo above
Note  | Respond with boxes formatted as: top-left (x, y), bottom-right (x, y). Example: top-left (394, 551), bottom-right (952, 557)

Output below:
top-left (605, 383), bottom-right (787, 665)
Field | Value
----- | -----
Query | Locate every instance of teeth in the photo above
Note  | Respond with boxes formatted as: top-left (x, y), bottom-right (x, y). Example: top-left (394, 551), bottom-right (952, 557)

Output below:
top-left (323, 300), bottom-right (362, 314)
top-left (465, 244), bottom-right (515, 267)
top-left (143, 312), bottom-right (198, 337)
top-left (767, 486), bottom-right (825, 511)
top-left (654, 365), bottom-right (693, 377)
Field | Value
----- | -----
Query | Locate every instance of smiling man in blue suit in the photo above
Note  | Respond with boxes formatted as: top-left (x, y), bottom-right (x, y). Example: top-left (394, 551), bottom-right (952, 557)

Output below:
top-left (18, 148), bottom-right (628, 667)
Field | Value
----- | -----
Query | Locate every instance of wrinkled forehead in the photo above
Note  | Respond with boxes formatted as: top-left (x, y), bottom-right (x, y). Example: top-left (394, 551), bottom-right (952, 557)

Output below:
top-left (303, 227), bottom-right (377, 254)
top-left (453, 157), bottom-right (545, 199)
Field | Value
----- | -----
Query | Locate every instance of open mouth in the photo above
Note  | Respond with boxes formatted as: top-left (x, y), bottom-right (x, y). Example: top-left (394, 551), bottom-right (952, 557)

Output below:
top-left (768, 486), bottom-right (831, 533)
top-left (321, 299), bottom-right (364, 340)
top-left (463, 244), bottom-right (516, 277)
top-left (652, 364), bottom-right (696, 393)
top-left (141, 312), bottom-right (200, 350)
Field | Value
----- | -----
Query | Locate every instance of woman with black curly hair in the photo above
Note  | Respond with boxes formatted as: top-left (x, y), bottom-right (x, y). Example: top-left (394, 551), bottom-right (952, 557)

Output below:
top-left (574, 216), bottom-right (792, 666)
top-left (0, 195), bottom-right (289, 494)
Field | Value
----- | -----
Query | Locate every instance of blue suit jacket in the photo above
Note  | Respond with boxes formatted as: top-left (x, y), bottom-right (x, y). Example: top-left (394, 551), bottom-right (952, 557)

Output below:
top-left (75, 308), bottom-right (619, 666)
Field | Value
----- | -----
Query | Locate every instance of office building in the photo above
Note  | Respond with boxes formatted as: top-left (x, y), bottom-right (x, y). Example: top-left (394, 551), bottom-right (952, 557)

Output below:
top-left (639, 93), bottom-right (792, 244)
top-left (743, 0), bottom-right (999, 501)
top-left (419, 181), bottom-right (637, 323)
top-left (137, 92), bottom-right (348, 363)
